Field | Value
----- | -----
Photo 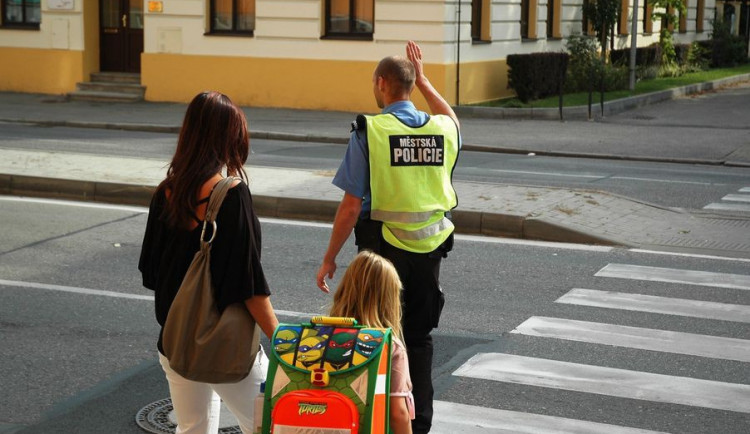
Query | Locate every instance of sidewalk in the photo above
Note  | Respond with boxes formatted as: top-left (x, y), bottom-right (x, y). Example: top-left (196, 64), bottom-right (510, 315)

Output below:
top-left (1, 77), bottom-right (750, 259)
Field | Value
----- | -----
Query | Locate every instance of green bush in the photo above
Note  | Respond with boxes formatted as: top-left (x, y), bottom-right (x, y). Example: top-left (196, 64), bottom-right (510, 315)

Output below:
top-left (691, 40), bottom-right (713, 69)
top-left (638, 65), bottom-right (660, 80)
top-left (563, 34), bottom-right (629, 92)
top-left (708, 17), bottom-right (749, 67)
top-left (685, 41), bottom-right (711, 71)
top-left (604, 64), bottom-right (629, 89)
top-left (610, 45), bottom-right (662, 68)
top-left (564, 34), bottom-right (600, 92)
top-left (507, 52), bottom-right (569, 102)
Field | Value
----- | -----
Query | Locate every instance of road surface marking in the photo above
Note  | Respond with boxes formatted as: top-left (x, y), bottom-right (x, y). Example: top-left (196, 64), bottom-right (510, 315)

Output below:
top-left (453, 353), bottom-right (750, 413)
top-left (0, 196), bottom-right (149, 213)
top-left (0, 279), bottom-right (154, 300)
top-left (721, 193), bottom-right (750, 203)
top-left (512, 316), bottom-right (750, 362)
top-left (595, 263), bottom-right (750, 290)
top-left (455, 234), bottom-right (613, 251)
top-left (431, 401), bottom-right (668, 434)
top-left (611, 176), bottom-right (712, 186)
top-left (628, 248), bottom-right (750, 263)
top-left (0, 279), bottom-right (318, 318)
top-left (703, 202), bottom-right (750, 212)
top-left (556, 288), bottom-right (750, 323)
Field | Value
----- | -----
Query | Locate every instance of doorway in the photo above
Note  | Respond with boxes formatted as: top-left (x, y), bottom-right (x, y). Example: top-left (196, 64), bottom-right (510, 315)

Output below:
top-left (100, 0), bottom-right (143, 72)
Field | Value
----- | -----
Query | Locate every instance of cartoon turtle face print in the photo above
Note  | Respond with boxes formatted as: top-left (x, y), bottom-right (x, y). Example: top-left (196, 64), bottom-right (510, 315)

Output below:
top-left (274, 326), bottom-right (301, 365)
top-left (323, 328), bottom-right (357, 371)
top-left (294, 327), bottom-right (331, 369)
top-left (353, 329), bottom-right (385, 365)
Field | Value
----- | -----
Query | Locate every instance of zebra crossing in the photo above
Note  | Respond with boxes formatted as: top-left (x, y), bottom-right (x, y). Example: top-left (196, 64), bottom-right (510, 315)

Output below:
top-left (703, 186), bottom-right (750, 212)
top-left (439, 262), bottom-right (750, 433)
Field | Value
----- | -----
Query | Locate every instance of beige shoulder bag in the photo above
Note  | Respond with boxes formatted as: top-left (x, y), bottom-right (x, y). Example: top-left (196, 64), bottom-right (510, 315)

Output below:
top-left (162, 176), bottom-right (260, 383)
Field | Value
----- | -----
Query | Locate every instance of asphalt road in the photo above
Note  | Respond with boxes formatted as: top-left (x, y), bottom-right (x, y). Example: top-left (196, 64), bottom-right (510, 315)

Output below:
top-left (1, 123), bottom-right (748, 212)
top-left (1, 196), bottom-right (749, 433)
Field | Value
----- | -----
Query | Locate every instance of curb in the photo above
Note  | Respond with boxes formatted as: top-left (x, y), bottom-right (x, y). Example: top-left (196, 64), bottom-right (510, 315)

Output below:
top-left (0, 174), bottom-right (620, 247)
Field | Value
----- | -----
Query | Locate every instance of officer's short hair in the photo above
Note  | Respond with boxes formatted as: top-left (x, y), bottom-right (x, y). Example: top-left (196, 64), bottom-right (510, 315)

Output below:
top-left (375, 56), bottom-right (415, 94)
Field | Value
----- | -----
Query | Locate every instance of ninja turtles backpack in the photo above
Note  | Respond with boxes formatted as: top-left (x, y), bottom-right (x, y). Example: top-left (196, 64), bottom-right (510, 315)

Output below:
top-left (258, 316), bottom-right (393, 434)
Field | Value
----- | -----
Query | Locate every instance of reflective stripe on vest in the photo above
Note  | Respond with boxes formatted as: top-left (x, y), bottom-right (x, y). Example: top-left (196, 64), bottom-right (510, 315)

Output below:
top-left (366, 113), bottom-right (459, 253)
top-left (369, 209), bottom-right (438, 224)
top-left (386, 217), bottom-right (454, 241)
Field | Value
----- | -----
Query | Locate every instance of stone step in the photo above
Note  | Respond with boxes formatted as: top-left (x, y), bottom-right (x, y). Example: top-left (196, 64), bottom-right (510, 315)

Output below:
top-left (90, 72), bottom-right (141, 84)
top-left (67, 90), bottom-right (144, 103)
top-left (76, 81), bottom-right (145, 96)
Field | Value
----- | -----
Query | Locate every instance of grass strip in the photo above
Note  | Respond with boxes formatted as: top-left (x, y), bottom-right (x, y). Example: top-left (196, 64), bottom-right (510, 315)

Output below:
top-left (477, 64), bottom-right (750, 109)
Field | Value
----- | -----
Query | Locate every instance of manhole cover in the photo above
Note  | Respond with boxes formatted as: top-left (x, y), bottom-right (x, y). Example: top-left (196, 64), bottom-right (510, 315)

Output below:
top-left (135, 398), bottom-right (242, 434)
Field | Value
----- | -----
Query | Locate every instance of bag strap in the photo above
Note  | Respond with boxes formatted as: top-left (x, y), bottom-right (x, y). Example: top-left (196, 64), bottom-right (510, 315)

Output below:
top-left (200, 176), bottom-right (241, 245)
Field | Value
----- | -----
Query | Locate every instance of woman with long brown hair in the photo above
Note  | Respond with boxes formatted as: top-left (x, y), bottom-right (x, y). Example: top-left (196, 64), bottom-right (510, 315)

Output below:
top-left (139, 91), bottom-right (278, 434)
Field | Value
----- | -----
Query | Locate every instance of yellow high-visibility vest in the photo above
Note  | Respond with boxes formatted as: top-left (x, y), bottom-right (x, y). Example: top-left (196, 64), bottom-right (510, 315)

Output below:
top-left (366, 113), bottom-right (459, 253)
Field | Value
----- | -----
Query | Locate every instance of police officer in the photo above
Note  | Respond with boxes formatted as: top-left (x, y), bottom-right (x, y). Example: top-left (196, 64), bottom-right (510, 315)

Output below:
top-left (316, 40), bottom-right (460, 434)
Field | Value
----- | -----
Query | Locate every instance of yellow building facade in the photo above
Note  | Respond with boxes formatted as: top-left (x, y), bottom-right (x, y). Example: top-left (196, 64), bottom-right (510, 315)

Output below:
top-left (0, 0), bottom-right (718, 112)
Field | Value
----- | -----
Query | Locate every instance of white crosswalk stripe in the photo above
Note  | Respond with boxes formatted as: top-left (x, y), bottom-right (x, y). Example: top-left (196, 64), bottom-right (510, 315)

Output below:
top-left (449, 263), bottom-right (750, 432)
top-left (556, 288), bottom-right (750, 323)
top-left (703, 187), bottom-right (750, 211)
top-left (431, 401), bottom-right (669, 434)
top-left (721, 193), bottom-right (750, 203)
top-left (453, 353), bottom-right (750, 413)
top-left (512, 316), bottom-right (750, 362)
top-left (704, 202), bottom-right (750, 212)
top-left (595, 263), bottom-right (750, 290)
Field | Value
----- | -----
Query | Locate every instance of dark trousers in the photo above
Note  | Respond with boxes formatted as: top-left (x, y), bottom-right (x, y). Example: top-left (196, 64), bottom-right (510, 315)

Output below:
top-left (355, 219), bottom-right (448, 434)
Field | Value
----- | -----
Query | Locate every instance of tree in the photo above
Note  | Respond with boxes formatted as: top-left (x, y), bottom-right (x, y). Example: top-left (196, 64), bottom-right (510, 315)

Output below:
top-left (582, 0), bottom-right (620, 60)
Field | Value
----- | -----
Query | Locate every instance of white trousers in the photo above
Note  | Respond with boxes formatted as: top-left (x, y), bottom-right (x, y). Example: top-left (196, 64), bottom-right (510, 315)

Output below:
top-left (158, 347), bottom-right (268, 434)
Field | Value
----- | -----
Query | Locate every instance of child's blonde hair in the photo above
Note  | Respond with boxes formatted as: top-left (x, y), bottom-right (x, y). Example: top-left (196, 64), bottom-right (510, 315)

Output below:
top-left (329, 251), bottom-right (403, 341)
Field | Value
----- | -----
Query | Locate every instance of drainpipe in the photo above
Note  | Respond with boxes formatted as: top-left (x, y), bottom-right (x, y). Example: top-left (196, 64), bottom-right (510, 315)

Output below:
top-left (456, 1), bottom-right (461, 105)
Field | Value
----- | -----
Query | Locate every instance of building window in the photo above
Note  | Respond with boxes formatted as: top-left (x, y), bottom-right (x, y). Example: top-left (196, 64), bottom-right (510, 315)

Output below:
top-left (582, 0), bottom-right (595, 35)
top-left (2, 0), bottom-right (40, 27)
top-left (618, 0), bottom-right (630, 35)
top-left (324, 0), bottom-right (373, 39)
top-left (547, 0), bottom-right (561, 38)
top-left (521, 0), bottom-right (538, 39)
top-left (664, 5), bottom-right (675, 32)
top-left (643, 1), bottom-right (653, 33)
top-left (472, 0), bottom-right (491, 41)
top-left (696, 0), bottom-right (705, 32)
top-left (210, 0), bottom-right (255, 34)
top-left (678, 0), bottom-right (687, 32)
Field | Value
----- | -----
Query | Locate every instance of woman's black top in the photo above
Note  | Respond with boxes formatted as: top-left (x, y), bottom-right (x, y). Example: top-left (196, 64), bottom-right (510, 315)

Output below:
top-left (138, 182), bottom-right (270, 354)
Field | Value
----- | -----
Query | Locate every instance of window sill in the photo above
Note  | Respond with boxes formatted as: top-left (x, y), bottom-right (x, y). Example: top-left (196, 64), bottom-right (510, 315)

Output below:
top-left (472, 39), bottom-right (491, 45)
top-left (547, 36), bottom-right (564, 41)
top-left (521, 37), bottom-right (539, 42)
top-left (0, 24), bottom-right (40, 30)
top-left (204, 31), bottom-right (254, 37)
top-left (321, 34), bottom-right (373, 41)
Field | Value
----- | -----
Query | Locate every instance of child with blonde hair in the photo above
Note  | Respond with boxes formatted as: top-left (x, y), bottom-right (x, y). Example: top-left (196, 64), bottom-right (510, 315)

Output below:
top-left (329, 250), bottom-right (414, 434)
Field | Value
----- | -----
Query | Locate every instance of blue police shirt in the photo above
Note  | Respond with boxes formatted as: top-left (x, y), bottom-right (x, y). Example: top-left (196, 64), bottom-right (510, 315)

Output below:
top-left (332, 100), bottom-right (460, 215)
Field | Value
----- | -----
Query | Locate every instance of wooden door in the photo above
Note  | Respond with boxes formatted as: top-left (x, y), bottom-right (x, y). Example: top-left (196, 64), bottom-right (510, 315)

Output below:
top-left (100, 0), bottom-right (143, 72)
